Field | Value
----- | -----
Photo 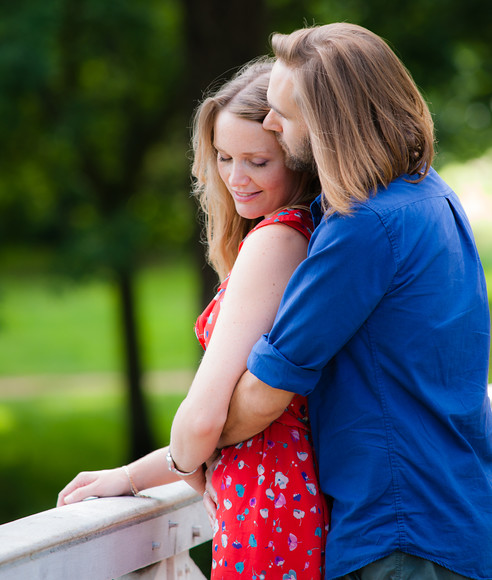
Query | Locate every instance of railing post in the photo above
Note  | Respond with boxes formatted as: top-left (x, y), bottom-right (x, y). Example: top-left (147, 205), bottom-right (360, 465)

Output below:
top-left (117, 551), bottom-right (206, 579)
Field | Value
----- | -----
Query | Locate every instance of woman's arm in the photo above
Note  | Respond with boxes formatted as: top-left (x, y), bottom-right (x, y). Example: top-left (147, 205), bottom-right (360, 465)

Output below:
top-left (169, 224), bottom-right (307, 474)
top-left (57, 224), bottom-right (306, 506)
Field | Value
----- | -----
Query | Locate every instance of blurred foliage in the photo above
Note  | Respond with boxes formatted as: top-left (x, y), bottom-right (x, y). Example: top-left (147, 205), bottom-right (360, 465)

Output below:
top-left (0, 0), bottom-right (198, 459)
top-left (0, 0), bottom-right (490, 270)
top-left (0, 0), bottom-right (192, 275)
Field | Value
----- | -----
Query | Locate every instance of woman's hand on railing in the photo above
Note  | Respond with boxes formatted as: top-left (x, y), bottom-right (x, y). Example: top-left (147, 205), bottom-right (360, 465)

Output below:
top-left (56, 467), bottom-right (130, 507)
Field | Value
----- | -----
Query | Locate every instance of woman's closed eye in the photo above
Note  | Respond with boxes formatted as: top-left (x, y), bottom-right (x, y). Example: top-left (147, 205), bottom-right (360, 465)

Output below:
top-left (250, 159), bottom-right (268, 168)
top-left (217, 154), bottom-right (268, 168)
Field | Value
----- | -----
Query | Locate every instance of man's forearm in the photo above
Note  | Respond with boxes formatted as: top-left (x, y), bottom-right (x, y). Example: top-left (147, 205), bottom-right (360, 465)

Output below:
top-left (218, 370), bottom-right (294, 447)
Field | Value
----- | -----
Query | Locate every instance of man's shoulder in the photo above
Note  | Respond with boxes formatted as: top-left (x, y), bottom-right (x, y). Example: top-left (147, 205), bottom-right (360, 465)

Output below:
top-left (312, 169), bottom-right (456, 234)
top-left (362, 168), bottom-right (454, 216)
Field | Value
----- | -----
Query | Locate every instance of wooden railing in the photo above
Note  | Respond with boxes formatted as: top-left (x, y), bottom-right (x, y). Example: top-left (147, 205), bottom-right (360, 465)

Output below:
top-left (0, 482), bottom-right (213, 579)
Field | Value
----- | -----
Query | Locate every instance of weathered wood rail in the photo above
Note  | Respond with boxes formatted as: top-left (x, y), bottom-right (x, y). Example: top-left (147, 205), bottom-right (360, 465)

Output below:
top-left (0, 482), bottom-right (212, 579)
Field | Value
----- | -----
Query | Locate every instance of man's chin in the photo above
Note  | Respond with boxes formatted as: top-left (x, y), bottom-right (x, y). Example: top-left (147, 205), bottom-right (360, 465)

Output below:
top-left (276, 134), bottom-right (315, 173)
top-left (284, 154), bottom-right (315, 173)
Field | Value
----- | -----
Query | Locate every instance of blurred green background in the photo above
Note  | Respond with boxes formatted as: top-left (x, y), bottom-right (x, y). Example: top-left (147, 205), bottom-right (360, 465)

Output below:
top-left (0, 0), bottom-right (491, 532)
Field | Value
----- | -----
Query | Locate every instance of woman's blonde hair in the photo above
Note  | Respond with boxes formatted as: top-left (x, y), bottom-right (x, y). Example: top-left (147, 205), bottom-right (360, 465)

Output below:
top-left (271, 23), bottom-right (435, 214)
top-left (192, 58), bottom-right (318, 280)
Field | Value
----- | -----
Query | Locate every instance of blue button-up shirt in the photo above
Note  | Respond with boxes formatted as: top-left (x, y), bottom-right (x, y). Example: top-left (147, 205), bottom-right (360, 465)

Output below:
top-left (248, 168), bottom-right (492, 579)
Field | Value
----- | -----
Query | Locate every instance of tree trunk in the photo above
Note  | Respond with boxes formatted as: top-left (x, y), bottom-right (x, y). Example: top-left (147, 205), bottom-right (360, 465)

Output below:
top-left (183, 0), bottom-right (267, 308)
top-left (115, 268), bottom-right (155, 460)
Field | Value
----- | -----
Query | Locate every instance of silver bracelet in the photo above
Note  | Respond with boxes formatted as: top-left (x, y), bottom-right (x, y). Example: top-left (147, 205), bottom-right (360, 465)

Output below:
top-left (166, 450), bottom-right (200, 476)
top-left (122, 465), bottom-right (139, 496)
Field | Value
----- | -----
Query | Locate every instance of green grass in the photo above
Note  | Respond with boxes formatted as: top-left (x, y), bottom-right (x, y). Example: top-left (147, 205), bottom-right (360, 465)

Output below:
top-left (0, 386), bottom-right (185, 525)
top-left (474, 224), bottom-right (492, 274)
top-left (0, 259), bottom-right (201, 376)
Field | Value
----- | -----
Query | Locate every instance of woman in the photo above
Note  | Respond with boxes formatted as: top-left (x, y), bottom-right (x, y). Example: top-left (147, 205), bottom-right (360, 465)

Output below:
top-left (58, 59), bottom-right (328, 579)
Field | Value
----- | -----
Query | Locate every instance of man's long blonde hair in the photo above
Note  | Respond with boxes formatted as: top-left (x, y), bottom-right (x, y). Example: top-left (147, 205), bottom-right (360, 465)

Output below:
top-left (192, 59), bottom-right (317, 280)
top-left (271, 23), bottom-right (435, 215)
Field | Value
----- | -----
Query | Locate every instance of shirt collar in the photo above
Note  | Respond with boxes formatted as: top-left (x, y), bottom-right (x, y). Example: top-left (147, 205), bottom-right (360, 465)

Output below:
top-left (310, 194), bottom-right (324, 228)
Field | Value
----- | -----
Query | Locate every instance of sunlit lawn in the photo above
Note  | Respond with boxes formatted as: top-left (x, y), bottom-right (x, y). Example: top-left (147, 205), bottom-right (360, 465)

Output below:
top-left (0, 257), bottom-right (201, 375)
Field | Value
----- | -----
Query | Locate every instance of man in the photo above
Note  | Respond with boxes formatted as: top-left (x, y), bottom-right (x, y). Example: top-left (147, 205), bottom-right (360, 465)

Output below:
top-left (216, 23), bottom-right (492, 580)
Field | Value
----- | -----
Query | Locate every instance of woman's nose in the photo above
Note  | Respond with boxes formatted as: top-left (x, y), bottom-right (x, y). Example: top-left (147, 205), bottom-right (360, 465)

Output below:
top-left (228, 163), bottom-right (250, 186)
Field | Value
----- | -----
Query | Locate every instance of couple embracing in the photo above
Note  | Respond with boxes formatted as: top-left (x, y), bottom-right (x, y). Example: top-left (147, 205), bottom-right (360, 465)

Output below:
top-left (59, 22), bottom-right (492, 580)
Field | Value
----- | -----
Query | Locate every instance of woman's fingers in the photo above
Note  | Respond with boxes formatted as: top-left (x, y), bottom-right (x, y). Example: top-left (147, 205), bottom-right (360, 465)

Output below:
top-left (203, 490), bottom-right (217, 529)
top-left (57, 468), bottom-right (129, 507)
top-left (57, 472), bottom-right (99, 506)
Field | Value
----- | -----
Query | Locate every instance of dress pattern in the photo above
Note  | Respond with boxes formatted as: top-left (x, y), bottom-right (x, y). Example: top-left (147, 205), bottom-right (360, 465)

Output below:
top-left (195, 209), bottom-right (329, 579)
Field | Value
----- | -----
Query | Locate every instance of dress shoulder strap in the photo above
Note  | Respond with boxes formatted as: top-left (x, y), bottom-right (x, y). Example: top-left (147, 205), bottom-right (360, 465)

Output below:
top-left (239, 208), bottom-right (313, 252)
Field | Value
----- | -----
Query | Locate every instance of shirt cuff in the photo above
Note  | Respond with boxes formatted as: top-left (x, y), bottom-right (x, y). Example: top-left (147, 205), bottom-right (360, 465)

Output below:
top-left (247, 334), bottom-right (322, 396)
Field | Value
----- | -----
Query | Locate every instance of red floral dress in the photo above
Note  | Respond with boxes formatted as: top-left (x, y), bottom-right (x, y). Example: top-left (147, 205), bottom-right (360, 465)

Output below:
top-left (195, 209), bottom-right (329, 580)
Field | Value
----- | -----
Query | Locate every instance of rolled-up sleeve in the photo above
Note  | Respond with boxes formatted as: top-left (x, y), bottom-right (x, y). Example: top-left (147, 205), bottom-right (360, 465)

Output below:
top-left (247, 205), bottom-right (397, 395)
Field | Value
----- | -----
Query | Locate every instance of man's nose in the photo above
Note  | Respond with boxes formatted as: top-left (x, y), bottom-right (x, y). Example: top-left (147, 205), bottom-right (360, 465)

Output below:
top-left (263, 110), bottom-right (282, 132)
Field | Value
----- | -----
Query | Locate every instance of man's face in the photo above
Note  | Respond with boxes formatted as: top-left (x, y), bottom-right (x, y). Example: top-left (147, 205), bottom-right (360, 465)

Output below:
top-left (263, 60), bottom-right (314, 172)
